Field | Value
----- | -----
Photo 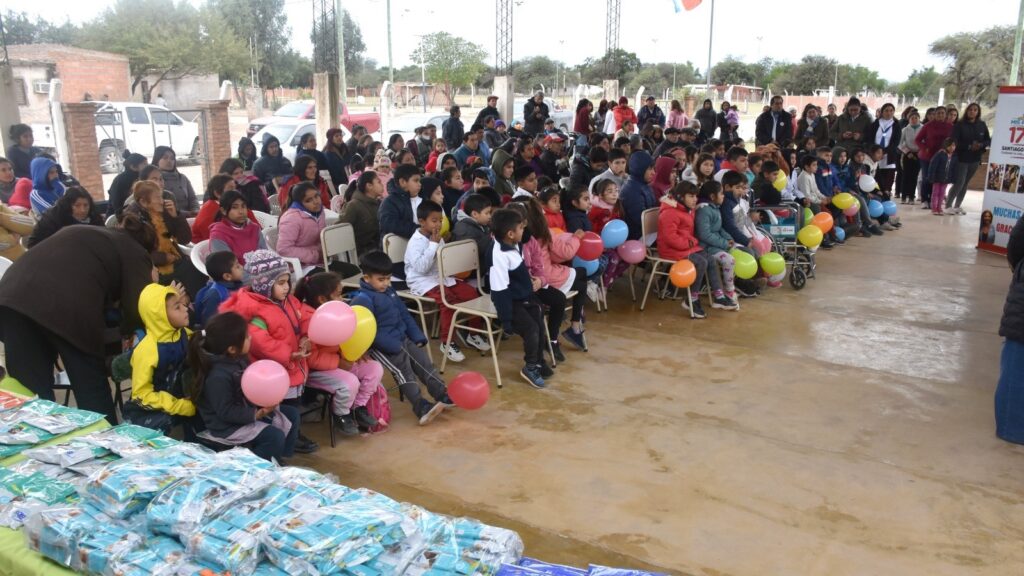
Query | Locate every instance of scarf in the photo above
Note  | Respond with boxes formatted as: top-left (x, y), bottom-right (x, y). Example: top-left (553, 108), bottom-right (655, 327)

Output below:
top-left (288, 200), bottom-right (322, 219)
top-left (149, 210), bottom-right (178, 275)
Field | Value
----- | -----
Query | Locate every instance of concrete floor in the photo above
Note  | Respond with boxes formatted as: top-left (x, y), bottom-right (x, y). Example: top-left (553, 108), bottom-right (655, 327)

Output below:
top-left (292, 190), bottom-right (1024, 576)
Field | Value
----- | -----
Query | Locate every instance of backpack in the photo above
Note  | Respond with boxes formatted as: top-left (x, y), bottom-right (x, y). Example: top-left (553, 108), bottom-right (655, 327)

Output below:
top-left (364, 384), bottom-right (391, 433)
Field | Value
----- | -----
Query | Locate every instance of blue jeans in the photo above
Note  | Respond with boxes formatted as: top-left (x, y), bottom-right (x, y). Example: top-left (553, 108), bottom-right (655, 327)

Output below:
top-left (996, 339), bottom-right (1024, 444)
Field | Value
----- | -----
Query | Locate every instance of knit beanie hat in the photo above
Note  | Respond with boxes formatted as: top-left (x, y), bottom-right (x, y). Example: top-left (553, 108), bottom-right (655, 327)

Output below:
top-left (243, 249), bottom-right (290, 298)
top-left (374, 149), bottom-right (392, 170)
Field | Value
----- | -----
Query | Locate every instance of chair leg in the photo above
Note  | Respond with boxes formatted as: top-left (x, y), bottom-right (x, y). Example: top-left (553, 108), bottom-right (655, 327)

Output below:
top-left (414, 300), bottom-right (434, 363)
top-left (483, 317), bottom-right (502, 389)
top-left (543, 317), bottom-right (556, 367)
top-left (439, 310), bottom-right (459, 374)
top-left (640, 262), bottom-right (660, 311)
top-left (628, 265), bottom-right (637, 301)
top-left (686, 286), bottom-right (694, 318)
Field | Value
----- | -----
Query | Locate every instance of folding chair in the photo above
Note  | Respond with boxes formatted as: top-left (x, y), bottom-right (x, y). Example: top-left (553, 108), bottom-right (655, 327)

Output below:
top-left (636, 207), bottom-right (698, 313)
top-left (320, 223), bottom-right (362, 289)
top-left (323, 208), bottom-right (340, 226)
top-left (382, 233), bottom-right (441, 351)
top-left (435, 240), bottom-right (507, 388)
top-left (319, 170), bottom-right (337, 198)
top-left (301, 388), bottom-right (339, 448)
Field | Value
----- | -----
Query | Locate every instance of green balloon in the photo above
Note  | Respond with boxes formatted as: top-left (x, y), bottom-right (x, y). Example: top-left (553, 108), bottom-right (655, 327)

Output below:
top-left (803, 207), bottom-right (814, 224)
top-left (759, 252), bottom-right (786, 275)
top-left (730, 248), bottom-right (758, 279)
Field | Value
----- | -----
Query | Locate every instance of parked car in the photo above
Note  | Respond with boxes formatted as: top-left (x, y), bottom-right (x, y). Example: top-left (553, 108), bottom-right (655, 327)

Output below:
top-left (251, 120), bottom-right (351, 165)
top-left (384, 112), bottom-right (448, 145)
top-left (247, 100), bottom-right (381, 137)
top-left (31, 101), bottom-right (201, 173)
top-left (512, 97), bottom-right (574, 134)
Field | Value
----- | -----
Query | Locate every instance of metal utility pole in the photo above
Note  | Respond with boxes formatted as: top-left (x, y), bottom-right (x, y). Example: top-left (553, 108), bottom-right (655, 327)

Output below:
top-left (494, 0), bottom-right (514, 122)
top-left (336, 0), bottom-right (347, 104)
top-left (1011, 0), bottom-right (1024, 85)
top-left (386, 0), bottom-right (394, 84)
top-left (704, 0), bottom-right (715, 96)
top-left (604, 0), bottom-right (621, 78)
top-left (419, 36), bottom-right (427, 113)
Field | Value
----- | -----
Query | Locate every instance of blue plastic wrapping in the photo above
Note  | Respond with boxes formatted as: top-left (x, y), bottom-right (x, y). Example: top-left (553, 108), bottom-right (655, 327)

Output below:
top-left (587, 565), bottom-right (668, 576)
top-left (518, 557), bottom-right (588, 575)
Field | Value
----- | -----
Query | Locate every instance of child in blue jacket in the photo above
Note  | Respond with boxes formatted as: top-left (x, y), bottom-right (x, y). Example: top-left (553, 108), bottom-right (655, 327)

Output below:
top-left (350, 250), bottom-right (452, 425)
top-left (194, 250), bottom-right (243, 326)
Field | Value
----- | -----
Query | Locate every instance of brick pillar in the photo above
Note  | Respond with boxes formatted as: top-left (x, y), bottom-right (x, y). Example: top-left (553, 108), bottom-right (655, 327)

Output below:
top-left (61, 102), bottom-right (103, 201)
top-left (196, 100), bottom-right (231, 185)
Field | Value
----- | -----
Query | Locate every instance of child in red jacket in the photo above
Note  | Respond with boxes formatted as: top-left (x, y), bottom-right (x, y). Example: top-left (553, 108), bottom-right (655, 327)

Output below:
top-left (588, 179), bottom-right (630, 289)
top-left (657, 181), bottom-right (717, 319)
top-left (540, 187), bottom-right (566, 231)
top-left (218, 249), bottom-right (320, 453)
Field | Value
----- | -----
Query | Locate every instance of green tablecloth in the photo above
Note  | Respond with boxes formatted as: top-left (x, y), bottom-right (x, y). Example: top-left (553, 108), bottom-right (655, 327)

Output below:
top-left (0, 378), bottom-right (111, 575)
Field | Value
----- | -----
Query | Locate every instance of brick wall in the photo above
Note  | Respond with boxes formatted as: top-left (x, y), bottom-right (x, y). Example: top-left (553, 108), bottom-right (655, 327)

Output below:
top-left (7, 45), bottom-right (130, 104)
top-left (61, 102), bottom-right (103, 200)
top-left (196, 100), bottom-right (231, 185)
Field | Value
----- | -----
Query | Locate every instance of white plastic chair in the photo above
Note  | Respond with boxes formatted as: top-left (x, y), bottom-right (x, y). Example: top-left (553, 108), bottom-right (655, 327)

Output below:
top-left (282, 257), bottom-right (305, 285)
top-left (251, 210), bottom-right (277, 230)
top-left (323, 208), bottom-right (340, 226)
top-left (320, 170), bottom-right (337, 197)
top-left (320, 223), bottom-right (362, 289)
top-left (104, 214), bottom-right (118, 228)
top-left (190, 240), bottom-right (212, 277)
top-left (0, 256), bottom-right (13, 280)
top-left (264, 227), bottom-right (279, 250)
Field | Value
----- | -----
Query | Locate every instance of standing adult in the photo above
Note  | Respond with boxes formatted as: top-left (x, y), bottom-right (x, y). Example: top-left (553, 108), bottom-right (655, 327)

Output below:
top-left (442, 106), bottom-right (465, 151)
top-left (755, 96), bottom-right (793, 147)
top-left (947, 102), bottom-right (990, 213)
top-left (716, 101), bottom-right (732, 140)
top-left (637, 96), bottom-right (666, 130)
top-left (0, 218), bottom-right (157, 423)
top-left (321, 127), bottom-right (351, 189)
top-left (914, 106), bottom-right (952, 208)
top-left (694, 99), bottom-right (717, 144)
top-left (5, 124), bottom-right (40, 180)
top-left (612, 96), bottom-right (637, 134)
top-left (667, 99), bottom-right (689, 130)
top-left (831, 98), bottom-right (872, 155)
top-left (594, 99), bottom-right (609, 133)
top-left (867, 103), bottom-right (901, 196)
top-left (474, 95), bottom-right (501, 127)
top-left (523, 91), bottom-right (551, 137)
top-left (824, 103), bottom-right (839, 145)
top-left (996, 216), bottom-right (1024, 444)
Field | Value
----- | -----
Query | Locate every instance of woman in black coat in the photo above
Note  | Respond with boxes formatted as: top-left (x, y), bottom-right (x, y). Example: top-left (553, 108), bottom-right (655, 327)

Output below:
top-left (106, 152), bottom-right (148, 216)
top-left (997, 217), bottom-right (1024, 444)
top-left (0, 216), bottom-right (156, 423)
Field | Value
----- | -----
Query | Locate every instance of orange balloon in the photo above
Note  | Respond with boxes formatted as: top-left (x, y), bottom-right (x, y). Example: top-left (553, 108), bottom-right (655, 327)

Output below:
top-left (811, 211), bottom-right (834, 234)
top-left (669, 259), bottom-right (697, 288)
top-left (549, 227), bottom-right (565, 237)
top-left (455, 270), bottom-right (472, 280)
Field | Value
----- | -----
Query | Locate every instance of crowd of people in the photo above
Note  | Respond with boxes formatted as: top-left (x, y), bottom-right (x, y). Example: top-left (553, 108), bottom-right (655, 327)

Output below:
top-left (0, 89), bottom-right (993, 462)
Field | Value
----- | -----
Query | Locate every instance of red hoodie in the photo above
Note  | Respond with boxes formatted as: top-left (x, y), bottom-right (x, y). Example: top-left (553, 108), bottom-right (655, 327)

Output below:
top-left (219, 288), bottom-right (310, 388)
top-left (544, 205), bottom-right (566, 231)
top-left (914, 121), bottom-right (954, 162)
top-left (651, 156), bottom-right (677, 200)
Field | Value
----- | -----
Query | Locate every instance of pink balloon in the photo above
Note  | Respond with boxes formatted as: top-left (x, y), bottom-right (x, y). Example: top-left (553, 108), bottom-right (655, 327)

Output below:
top-left (241, 360), bottom-right (290, 407)
top-left (843, 203), bottom-right (860, 217)
top-left (308, 300), bottom-right (357, 346)
top-left (577, 231), bottom-right (604, 261)
top-left (617, 239), bottom-right (646, 264)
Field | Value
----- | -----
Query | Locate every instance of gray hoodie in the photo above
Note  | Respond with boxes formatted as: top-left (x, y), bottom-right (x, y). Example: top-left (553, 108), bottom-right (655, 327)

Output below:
top-left (159, 170), bottom-right (199, 216)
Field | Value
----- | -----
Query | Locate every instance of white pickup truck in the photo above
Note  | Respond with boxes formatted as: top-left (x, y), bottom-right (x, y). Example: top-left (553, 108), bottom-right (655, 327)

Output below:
top-left (31, 102), bottom-right (201, 173)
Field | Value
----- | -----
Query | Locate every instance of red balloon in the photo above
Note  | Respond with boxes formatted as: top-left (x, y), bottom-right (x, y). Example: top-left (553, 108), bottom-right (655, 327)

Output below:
top-left (617, 239), bottom-right (647, 264)
top-left (447, 371), bottom-right (490, 410)
top-left (576, 231), bottom-right (604, 261)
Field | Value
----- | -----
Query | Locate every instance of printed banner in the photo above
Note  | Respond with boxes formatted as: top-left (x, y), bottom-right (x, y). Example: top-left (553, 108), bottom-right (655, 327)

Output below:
top-left (979, 86), bottom-right (1024, 254)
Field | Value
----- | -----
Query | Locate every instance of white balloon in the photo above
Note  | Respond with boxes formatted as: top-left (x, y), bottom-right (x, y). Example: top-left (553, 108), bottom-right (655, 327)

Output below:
top-left (858, 174), bottom-right (878, 193)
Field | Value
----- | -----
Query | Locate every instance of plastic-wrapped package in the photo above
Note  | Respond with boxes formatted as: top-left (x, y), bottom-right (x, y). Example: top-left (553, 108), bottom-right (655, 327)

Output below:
top-left (404, 516), bottom-right (524, 576)
top-left (498, 566), bottom-right (545, 576)
top-left (8, 459), bottom-right (79, 483)
top-left (586, 567), bottom-right (668, 576)
top-left (83, 444), bottom-right (213, 519)
top-left (80, 424), bottom-right (164, 458)
top-left (66, 453), bottom-right (121, 477)
top-left (517, 557), bottom-right (588, 575)
top-left (0, 389), bottom-right (29, 412)
top-left (15, 400), bottom-right (103, 435)
top-left (0, 470), bottom-right (78, 528)
top-left (106, 534), bottom-right (219, 576)
top-left (261, 501), bottom-right (407, 575)
top-left (146, 448), bottom-right (277, 539)
top-left (23, 505), bottom-right (94, 569)
top-left (23, 439), bottom-right (110, 467)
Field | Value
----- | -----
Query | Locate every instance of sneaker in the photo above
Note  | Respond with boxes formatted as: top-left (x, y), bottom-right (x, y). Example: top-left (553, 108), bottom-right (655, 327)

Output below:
top-left (520, 364), bottom-right (547, 389)
top-left (586, 280), bottom-right (599, 302)
top-left (539, 362), bottom-right (554, 378)
top-left (416, 401), bottom-right (445, 426)
top-left (956, 207), bottom-right (966, 215)
top-left (561, 328), bottom-right (587, 351)
top-left (333, 413), bottom-right (360, 436)
top-left (294, 434), bottom-right (319, 454)
top-left (685, 299), bottom-right (707, 319)
top-left (436, 393), bottom-right (456, 407)
top-left (860, 228), bottom-right (873, 238)
top-left (881, 222), bottom-right (896, 231)
top-left (458, 331), bottom-right (491, 352)
top-left (712, 295), bottom-right (739, 310)
top-left (920, 203), bottom-right (930, 209)
top-left (943, 208), bottom-right (958, 216)
top-left (352, 405), bottom-right (378, 429)
top-left (550, 342), bottom-right (566, 363)
top-left (767, 279), bottom-right (783, 288)
top-left (440, 342), bottom-right (465, 362)
top-left (735, 285), bottom-right (759, 298)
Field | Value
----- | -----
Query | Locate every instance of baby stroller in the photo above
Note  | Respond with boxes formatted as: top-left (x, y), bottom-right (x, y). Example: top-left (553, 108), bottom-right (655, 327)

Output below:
top-left (754, 201), bottom-right (816, 290)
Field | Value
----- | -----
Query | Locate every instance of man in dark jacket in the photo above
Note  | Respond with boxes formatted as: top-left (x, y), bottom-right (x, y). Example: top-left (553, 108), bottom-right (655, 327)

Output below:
top-left (538, 133), bottom-right (567, 183)
top-left (523, 91), bottom-right (550, 136)
top-left (755, 96), bottom-right (793, 147)
top-left (442, 106), bottom-right (465, 151)
top-left (637, 96), bottom-right (666, 129)
top-left (474, 95), bottom-right (501, 126)
top-left (653, 128), bottom-right (684, 158)
top-left (694, 99), bottom-right (717, 143)
top-left (569, 147), bottom-right (607, 192)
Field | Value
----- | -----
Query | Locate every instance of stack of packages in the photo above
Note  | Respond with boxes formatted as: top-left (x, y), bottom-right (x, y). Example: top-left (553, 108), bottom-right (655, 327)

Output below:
top-left (21, 441), bottom-right (525, 575)
top-left (0, 398), bottom-right (105, 460)
top-left (497, 558), bottom-right (668, 576)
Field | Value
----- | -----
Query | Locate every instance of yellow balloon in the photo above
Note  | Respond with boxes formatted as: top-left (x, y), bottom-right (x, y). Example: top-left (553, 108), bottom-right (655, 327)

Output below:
top-left (773, 172), bottom-right (788, 192)
top-left (797, 225), bottom-right (823, 248)
top-left (440, 215), bottom-right (451, 238)
top-left (340, 305), bottom-right (377, 361)
top-left (832, 192), bottom-right (855, 210)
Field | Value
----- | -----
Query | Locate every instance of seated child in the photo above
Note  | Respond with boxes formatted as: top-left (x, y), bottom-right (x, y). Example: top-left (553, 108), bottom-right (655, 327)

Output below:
top-left (588, 179), bottom-right (630, 289)
top-left (540, 187), bottom-right (565, 230)
top-left (694, 181), bottom-right (740, 310)
top-left (192, 174), bottom-right (258, 242)
top-left (440, 166), bottom-right (464, 218)
top-left (378, 163), bottom-right (422, 241)
top-left (419, 176), bottom-right (451, 240)
top-left (124, 282), bottom-right (195, 434)
top-left (194, 251), bottom-right (243, 327)
top-left (658, 181), bottom-right (716, 319)
top-left (350, 251), bottom-right (453, 425)
top-left (276, 182), bottom-right (326, 269)
top-left (752, 161), bottom-right (782, 206)
top-left (218, 249), bottom-right (319, 454)
top-left (295, 273), bottom-right (385, 434)
top-left (489, 208), bottom-right (551, 388)
top-left (190, 311), bottom-right (299, 462)
top-left (451, 193), bottom-right (495, 278)
top-left (209, 189), bottom-right (268, 265)
top-left (404, 200), bottom-right (490, 363)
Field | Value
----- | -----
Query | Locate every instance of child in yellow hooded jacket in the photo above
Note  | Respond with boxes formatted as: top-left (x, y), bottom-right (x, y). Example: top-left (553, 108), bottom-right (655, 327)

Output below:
top-left (123, 282), bottom-right (195, 434)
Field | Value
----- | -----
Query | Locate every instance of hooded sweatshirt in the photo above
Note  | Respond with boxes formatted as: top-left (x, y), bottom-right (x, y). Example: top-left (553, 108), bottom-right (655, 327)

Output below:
top-left (490, 149), bottom-right (516, 200)
top-left (28, 157), bottom-right (65, 217)
top-left (236, 137), bottom-right (258, 171)
top-left (620, 152), bottom-right (656, 240)
top-left (657, 201), bottom-right (702, 260)
top-left (219, 287), bottom-right (310, 388)
top-left (650, 156), bottom-right (677, 200)
top-left (130, 284), bottom-right (194, 416)
top-left (252, 136), bottom-right (294, 188)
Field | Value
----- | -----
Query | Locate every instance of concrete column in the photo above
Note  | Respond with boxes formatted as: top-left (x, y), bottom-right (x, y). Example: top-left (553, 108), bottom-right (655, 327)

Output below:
top-left (195, 100), bottom-right (231, 185)
top-left (313, 72), bottom-right (340, 142)
top-left (0, 65), bottom-right (22, 153)
top-left (493, 76), bottom-right (514, 126)
top-left (603, 80), bottom-right (620, 104)
top-left (60, 103), bottom-right (103, 200)
top-left (244, 87), bottom-right (264, 121)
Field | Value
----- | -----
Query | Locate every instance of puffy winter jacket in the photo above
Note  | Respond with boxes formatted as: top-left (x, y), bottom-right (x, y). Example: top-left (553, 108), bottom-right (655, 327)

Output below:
top-left (196, 353), bottom-right (257, 439)
top-left (563, 205), bottom-right (591, 233)
top-left (276, 207), bottom-right (326, 267)
top-left (378, 186), bottom-right (417, 240)
top-left (613, 105), bottom-right (638, 132)
top-left (543, 205), bottom-right (566, 231)
top-left (620, 152), bottom-right (656, 240)
top-left (536, 233), bottom-right (579, 290)
top-left (219, 288), bottom-right (310, 388)
top-left (657, 201), bottom-right (702, 260)
top-left (588, 196), bottom-right (619, 234)
top-left (695, 201), bottom-right (733, 255)
top-left (349, 279), bottom-right (427, 355)
top-left (719, 194), bottom-right (751, 246)
top-left (130, 284), bottom-right (194, 416)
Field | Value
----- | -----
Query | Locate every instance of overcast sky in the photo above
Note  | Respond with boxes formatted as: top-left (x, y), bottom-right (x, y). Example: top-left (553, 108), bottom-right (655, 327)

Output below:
top-left (22, 0), bottom-right (1022, 82)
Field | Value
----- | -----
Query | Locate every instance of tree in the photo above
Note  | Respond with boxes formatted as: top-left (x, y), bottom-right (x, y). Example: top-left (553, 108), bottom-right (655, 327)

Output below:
top-left (772, 55), bottom-right (838, 94)
top-left (840, 64), bottom-right (886, 94)
top-left (77, 0), bottom-right (247, 101)
top-left (713, 56), bottom-right (758, 86)
top-left (206, 0), bottom-right (290, 88)
top-left (892, 66), bottom-right (943, 99)
top-left (578, 49), bottom-right (643, 86)
top-left (410, 32), bottom-right (487, 106)
top-left (1, 9), bottom-right (78, 44)
top-left (931, 25), bottom-right (1015, 104)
